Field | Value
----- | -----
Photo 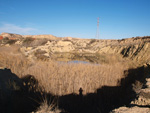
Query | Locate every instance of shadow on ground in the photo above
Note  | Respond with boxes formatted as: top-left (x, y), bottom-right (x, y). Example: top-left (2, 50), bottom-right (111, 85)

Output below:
top-left (58, 65), bottom-right (149, 113)
top-left (0, 68), bottom-right (52, 113)
top-left (0, 65), bottom-right (149, 113)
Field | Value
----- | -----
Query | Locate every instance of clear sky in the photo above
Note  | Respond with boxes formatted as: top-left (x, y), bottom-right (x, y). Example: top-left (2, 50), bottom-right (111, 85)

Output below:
top-left (0, 0), bottom-right (150, 39)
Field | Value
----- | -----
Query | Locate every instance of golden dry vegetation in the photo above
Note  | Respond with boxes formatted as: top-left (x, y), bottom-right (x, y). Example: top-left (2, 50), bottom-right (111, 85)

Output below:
top-left (0, 44), bottom-right (150, 113)
top-left (0, 46), bottom-right (129, 95)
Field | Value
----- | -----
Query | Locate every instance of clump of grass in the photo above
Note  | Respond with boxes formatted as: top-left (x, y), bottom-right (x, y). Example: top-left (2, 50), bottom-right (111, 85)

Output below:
top-left (35, 99), bottom-right (61, 113)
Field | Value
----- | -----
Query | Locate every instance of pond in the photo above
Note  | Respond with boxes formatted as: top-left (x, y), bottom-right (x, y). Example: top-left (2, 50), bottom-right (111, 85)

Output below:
top-left (68, 60), bottom-right (90, 64)
top-left (51, 52), bottom-right (121, 64)
top-left (51, 53), bottom-right (104, 64)
top-left (57, 60), bottom-right (100, 66)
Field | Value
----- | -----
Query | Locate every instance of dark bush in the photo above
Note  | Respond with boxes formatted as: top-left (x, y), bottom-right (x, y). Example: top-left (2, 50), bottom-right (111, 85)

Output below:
top-left (23, 37), bottom-right (34, 43)
top-left (1, 38), bottom-right (17, 45)
top-left (7, 40), bottom-right (17, 45)
top-left (88, 39), bottom-right (97, 45)
top-left (22, 38), bottom-right (49, 47)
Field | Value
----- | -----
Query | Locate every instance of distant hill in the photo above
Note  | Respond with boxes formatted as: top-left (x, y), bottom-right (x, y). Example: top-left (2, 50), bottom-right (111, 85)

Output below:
top-left (1, 32), bottom-right (23, 39)
top-left (0, 32), bottom-right (150, 66)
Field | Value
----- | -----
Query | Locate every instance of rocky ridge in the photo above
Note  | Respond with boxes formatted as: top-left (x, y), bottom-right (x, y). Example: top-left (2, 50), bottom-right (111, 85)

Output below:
top-left (0, 33), bottom-right (150, 64)
top-left (19, 37), bottom-right (150, 63)
top-left (1, 32), bottom-right (22, 39)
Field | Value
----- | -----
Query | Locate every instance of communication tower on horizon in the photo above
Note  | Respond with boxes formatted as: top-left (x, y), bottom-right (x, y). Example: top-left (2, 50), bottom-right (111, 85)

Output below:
top-left (96, 17), bottom-right (100, 39)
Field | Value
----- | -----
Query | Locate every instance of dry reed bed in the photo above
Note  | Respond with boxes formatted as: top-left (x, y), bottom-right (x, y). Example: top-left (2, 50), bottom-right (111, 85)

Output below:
top-left (0, 46), bottom-right (128, 95)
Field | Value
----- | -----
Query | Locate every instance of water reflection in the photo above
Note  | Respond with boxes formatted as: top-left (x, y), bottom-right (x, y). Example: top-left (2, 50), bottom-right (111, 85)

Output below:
top-left (58, 60), bottom-right (100, 65)
top-left (51, 53), bottom-right (121, 64)
top-left (51, 53), bottom-right (103, 64)
top-left (68, 60), bottom-right (89, 64)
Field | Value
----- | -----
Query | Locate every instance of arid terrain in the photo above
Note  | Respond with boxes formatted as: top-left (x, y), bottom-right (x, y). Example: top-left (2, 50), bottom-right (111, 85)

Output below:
top-left (0, 32), bottom-right (150, 113)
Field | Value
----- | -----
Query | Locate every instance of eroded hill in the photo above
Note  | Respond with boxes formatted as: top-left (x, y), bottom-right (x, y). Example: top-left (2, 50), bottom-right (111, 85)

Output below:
top-left (0, 33), bottom-right (150, 66)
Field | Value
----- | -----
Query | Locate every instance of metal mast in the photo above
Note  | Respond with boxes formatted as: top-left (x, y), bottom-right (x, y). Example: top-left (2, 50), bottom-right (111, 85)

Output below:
top-left (96, 17), bottom-right (100, 39)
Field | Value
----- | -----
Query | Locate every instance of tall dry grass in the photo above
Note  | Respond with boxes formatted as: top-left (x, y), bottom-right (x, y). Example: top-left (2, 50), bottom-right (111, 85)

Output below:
top-left (0, 46), bottom-right (129, 95)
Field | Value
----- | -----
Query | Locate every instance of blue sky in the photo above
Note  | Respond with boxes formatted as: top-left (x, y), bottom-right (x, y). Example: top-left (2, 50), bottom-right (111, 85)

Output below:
top-left (0, 0), bottom-right (150, 39)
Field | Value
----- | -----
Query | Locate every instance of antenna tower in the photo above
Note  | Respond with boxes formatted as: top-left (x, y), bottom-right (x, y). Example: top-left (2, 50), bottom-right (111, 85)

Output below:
top-left (96, 17), bottom-right (100, 39)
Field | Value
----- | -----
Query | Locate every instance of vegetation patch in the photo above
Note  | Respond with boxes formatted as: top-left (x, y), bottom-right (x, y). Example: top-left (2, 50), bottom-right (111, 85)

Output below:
top-left (34, 49), bottom-right (48, 60)
top-left (0, 38), bottom-right (17, 45)
top-left (22, 37), bottom-right (35, 46)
